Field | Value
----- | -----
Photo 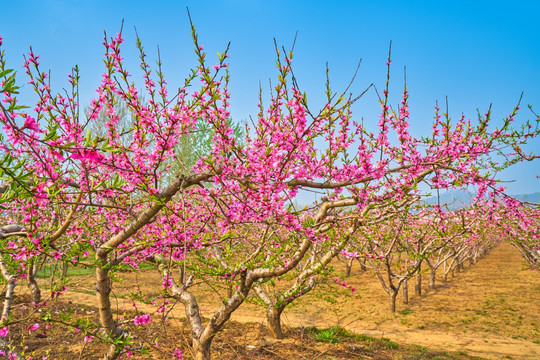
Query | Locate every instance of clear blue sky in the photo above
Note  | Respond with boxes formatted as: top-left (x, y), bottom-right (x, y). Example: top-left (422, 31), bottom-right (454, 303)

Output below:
top-left (1, 0), bottom-right (539, 194)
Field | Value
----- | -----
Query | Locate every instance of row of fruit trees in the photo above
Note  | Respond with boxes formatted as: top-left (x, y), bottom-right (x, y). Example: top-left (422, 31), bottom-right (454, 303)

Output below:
top-left (0, 22), bottom-right (539, 360)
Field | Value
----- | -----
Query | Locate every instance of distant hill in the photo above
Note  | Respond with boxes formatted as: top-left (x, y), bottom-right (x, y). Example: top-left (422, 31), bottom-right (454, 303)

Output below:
top-left (423, 190), bottom-right (474, 210)
top-left (422, 190), bottom-right (540, 210)
top-left (513, 192), bottom-right (540, 204)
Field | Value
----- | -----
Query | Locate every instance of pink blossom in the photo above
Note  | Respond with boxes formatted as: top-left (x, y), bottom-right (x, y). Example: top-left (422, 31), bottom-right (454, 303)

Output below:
top-left (28, 323), bottom-right (40, 332)
top-left (23, 115), bottom-right (40, 132)
top-left (162, 276), bottom-right (172, 289)
top-left (0, 327), bottom-right (8, 337)
top-left (173, 348), bottom-right (183, 359)
top-left (133, 314), bottom-right (151, 326)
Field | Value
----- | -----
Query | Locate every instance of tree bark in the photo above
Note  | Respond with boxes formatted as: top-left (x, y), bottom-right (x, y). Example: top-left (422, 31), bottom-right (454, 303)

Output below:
top-left (0, 255), bottom-right (16, 320)
top-left (193, 337), bottom-right (212, 360)
top-left (266, 307), bottom-right (285, 339)
top-left (26, 263), bottom-right (41, 303)
top-left (359, 258), bottom-right (367, 272)
top-left (61, 261), bottom-right (69, 280)
top-left (415, 270), bottom-right (422, 296)
top-left (96, 264), bottom-right (124, 360)
top-left (389, 291), bottom-right (398, 313)
top-left (1, 278), bottom-right (15, 321)
top-left (402, 279), bottom-right (409, 304)
top-left (429, 268), bottom-right (436, 289)
top-left (345, 258), bottom-right (353, 277)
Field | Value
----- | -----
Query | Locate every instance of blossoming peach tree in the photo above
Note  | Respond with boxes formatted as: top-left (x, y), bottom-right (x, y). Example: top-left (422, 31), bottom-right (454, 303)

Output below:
top-left (0, 19), bottom-right (539, 360)
top-left (499, 197), bottom-right (540, 269)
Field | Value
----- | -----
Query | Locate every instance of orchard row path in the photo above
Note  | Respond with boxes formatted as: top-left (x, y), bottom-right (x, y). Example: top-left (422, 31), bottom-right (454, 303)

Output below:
top-left (56, 242), bottom-right (540, 359)
top-left (281, 242), bottom-right (540, 360)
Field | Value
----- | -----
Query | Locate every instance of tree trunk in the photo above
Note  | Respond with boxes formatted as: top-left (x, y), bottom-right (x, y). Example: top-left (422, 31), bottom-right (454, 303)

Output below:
top-left (345, 258), bottom-right (353, 277)
top-left (96, 264), bottom-right (123, 360)
top-left (27, 276), bottom-right (41, 303)
top-left (474, 249), bottom-right (482, 263)
top-left (358, 258), bottom-right (367, 272)
top-left (402, 279), bottom-right (409, 304)
top-left (0, 257), bottom-right (21, 359)
top-left (415, 272), bottom-right (422, 296)
top-left (266, 307), bottom-right (285, 339)
top-left (0, 255), bottom-right (16, 320)
top-left (1, 277), bottom-right (15, 321)
top-left (193, 337), bottom-right (212, 360)
top-left (429, 268), bottom-right (436, 289)
top-left (389, 291), bottom-right (397, 313)
top-left (61, 261), bottom-right (69, 281)
top-left (26, 265), bottom-right (41, 303)
top-left (104, 344), bottom-right (120, 360)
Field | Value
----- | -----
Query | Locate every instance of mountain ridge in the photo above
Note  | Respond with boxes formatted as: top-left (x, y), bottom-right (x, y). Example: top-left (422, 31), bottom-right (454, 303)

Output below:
top-left (422, 190), bottom-right (540, 210)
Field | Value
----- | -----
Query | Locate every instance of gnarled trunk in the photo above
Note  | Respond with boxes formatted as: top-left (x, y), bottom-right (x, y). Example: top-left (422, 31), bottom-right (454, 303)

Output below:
top-left (0, 255), bottom-right (16, 320)
top-left (266, 307), bottom-right (285, 339)
top-left (0, 256), bottom-right (20, 359)
top-left (26, 263), bottom-right (41, 303)
top-left (96, 264), bottom-right (124, 360)
top-left (359, 258), bottom-right (367, 272)
top-left (1, 277), bottom-right (15, 321)
top-left (193, 338), bottom-right (212, 360)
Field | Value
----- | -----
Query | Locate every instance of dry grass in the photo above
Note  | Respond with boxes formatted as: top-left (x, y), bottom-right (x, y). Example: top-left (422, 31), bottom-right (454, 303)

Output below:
top-left (4, 242), bottom-right (539, 359)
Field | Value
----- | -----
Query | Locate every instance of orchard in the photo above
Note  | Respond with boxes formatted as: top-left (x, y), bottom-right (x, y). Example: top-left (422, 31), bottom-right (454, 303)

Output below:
top-left (0, 17), bottom-right (539, 360)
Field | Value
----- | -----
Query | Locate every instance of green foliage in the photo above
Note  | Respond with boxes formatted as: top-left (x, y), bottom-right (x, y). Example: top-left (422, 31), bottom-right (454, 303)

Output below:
top-left (398, 310), bottom-right (414, 315)
top-left (0, 149), bottom-right (35, 205)
top-left (309, 326), bottom-right (344, 344)
top-left (354, 333), bottom-right (377, 342)
top-left (305, 325), bottom-right (403, 351)
top-left (85, 99), bottom-right (133, 146)
top-left (85, 98), bottom-right (243, 183)
top-left (42, 265), bottom-right (91, 278)
top-left (383, 339), bottom-right (399, 349)
top-left (172, 116), bottom-right (244, 174)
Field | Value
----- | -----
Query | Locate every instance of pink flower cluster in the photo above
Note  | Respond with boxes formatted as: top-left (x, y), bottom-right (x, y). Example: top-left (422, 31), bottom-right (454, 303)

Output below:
top-left (133, 314), bottom-right (151, 326)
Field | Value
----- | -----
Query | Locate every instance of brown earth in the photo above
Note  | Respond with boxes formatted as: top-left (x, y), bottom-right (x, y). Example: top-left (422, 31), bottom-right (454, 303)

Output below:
top-left (10, 242), bottom-right (540, 359)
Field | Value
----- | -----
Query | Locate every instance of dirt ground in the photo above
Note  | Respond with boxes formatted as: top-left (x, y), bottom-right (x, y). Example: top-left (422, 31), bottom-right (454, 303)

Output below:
top-left (11, 242), bottom-right (540, 359)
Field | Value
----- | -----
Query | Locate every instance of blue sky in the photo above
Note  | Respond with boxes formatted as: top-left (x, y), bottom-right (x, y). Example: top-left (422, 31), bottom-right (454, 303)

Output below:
top-left (1, 0), bottom-right (539, 194)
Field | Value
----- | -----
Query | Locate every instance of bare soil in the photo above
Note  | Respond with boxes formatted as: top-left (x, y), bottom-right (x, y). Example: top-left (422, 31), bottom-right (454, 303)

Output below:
top-left (5, 242), bottom-right (540, 359)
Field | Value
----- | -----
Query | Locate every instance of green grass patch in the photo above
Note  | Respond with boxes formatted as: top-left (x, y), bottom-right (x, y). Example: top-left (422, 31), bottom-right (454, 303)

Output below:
top-left (35, 265), bottom-right (94, 278)
top-left (35, 262), bottom-right (155, 279)
top-left (354, 333), bottom-right (377, 342)
top-left (305, 326), bottom-right (402, 350)
top-left (305, 326), bottom-right (346, 344)
top-left (398, 310), bottom-right (414, 315)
